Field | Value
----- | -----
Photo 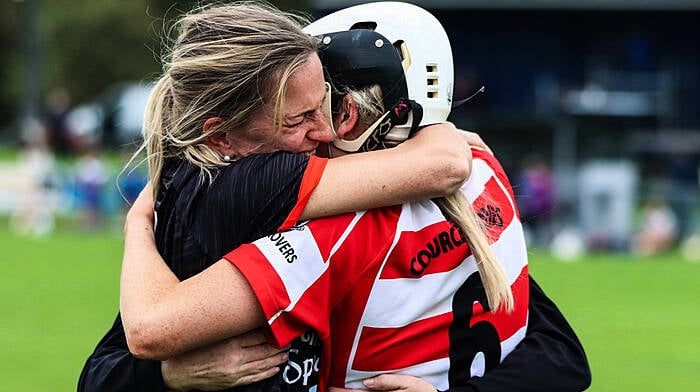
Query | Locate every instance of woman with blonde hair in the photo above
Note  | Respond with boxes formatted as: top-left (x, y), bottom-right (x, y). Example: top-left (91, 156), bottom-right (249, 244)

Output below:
top-left (79, 2), bottom-right (476, 391)
top-left (117, 3), bottom-right (589, 392)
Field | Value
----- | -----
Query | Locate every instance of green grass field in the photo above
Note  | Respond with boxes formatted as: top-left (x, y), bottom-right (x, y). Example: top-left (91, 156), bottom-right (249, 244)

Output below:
top-left (1, 225), bottom-right (699, 391)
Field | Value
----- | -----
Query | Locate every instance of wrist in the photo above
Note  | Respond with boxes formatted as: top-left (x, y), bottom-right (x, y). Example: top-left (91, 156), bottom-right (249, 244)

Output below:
top-left (161, 360), bottom-right (190, 391)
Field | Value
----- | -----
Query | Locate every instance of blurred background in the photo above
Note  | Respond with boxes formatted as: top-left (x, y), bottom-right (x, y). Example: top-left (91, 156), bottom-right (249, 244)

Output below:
top-left (0, 0), bottom-right (698, 391)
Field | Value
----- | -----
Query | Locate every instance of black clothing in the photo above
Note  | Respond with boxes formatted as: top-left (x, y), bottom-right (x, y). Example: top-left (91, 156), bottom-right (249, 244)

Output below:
top-left (78, 314), bottom-right (165, 392)
top-left (78, 154), bottom-right (590, 392)
top-left (79, 275), bottom-right (590, 392)
top-left (457, 278), bottom-right (591, 392)
top-left (79, 152), bottom-right (321, 392)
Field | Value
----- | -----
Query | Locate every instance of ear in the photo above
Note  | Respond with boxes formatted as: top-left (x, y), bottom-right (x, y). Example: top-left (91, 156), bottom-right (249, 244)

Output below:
top-left (203, 117), bottom-right (230, 155)
top-left (334, 95), bottom-right (360, 140)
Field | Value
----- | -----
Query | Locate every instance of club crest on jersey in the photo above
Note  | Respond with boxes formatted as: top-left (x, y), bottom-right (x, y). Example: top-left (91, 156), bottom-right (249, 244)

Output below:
top-left (288, 220), bottom-right (310, 231)
top-left (477, 204), bottom-right (504, 228)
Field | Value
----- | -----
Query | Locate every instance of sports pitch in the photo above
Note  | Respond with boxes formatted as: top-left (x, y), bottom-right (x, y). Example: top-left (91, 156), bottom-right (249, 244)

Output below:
top-left (1, 226), bottom-right (698, 391)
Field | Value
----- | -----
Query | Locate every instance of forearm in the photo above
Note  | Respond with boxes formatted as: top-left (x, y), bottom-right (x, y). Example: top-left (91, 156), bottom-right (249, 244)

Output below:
top-left (120, 227), bottom-right (264, 359)
top-left (119, 208), bottom-right (181, 358)
top-left (120, 188), bottom-right (265, 360)
top-left (301, 123), bottom-right (471, 220)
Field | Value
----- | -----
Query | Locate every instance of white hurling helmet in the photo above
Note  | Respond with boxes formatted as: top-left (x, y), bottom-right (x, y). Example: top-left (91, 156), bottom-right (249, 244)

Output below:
top-left (304, 1), bottom-right (455, 152)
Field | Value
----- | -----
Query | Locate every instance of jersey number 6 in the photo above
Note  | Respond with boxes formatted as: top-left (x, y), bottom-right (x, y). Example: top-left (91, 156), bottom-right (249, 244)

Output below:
top-left (448, 272), bottom-right (501, 386)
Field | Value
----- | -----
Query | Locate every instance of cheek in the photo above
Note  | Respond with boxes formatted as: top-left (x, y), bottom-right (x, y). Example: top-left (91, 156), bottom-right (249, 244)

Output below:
top-left (278, 125), bottom-right (312, 152)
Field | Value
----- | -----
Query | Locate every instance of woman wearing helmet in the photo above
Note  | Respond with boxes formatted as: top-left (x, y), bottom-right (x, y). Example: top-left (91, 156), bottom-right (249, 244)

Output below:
top-left (78, 3), bottom-right (477, 392)
top-left (119, 3), bottom-right (588, 392)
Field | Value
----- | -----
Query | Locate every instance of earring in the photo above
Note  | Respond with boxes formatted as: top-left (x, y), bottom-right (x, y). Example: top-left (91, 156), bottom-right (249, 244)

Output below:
top-left (223, 155), bottom-right (231, 162)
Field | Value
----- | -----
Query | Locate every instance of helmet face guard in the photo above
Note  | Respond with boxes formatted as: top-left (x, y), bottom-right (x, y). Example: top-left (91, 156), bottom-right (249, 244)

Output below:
top-left (304, 1), bottom-right (454, 152)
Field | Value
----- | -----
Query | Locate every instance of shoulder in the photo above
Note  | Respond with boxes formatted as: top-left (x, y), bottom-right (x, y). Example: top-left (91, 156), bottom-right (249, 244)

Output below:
top-left (470, 147), bottom-right (507, 177)
top-left (227, 151), bottom-right (311, 172)
top-left (218, 151), bottom-right (327, 193)
top-left (469, 147), bottom-right (514, 191)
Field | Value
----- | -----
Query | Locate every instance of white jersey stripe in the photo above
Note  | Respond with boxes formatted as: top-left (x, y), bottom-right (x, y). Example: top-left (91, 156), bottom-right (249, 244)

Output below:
top-left (328, 211), bottom-right (365, 259)
top-left (255, 229), bottom-right (327, 320)
top-left (347, 358), bottom-right (450, 391)
top-left (488, 218), bottom-right (528, 284)
top-left (362, 259), bottom-right (478, 327)
top-left (362, 224), bottom-right (527, 328)
top-left (462, 158), bottom-right (495, 202)
top-left (395, 199), bottom-right (445, 233)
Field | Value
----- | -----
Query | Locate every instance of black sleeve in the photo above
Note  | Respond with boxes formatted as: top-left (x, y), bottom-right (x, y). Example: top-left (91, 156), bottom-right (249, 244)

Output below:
top-left (194, 152), bottom-right (314, 256)
top-left (450, 276), bottom-right (591, 392)
top-left (77, 313), bottom-right (166, 392)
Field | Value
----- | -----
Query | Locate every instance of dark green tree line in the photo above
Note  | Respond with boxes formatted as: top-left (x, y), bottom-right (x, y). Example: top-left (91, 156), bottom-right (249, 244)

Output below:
top-left (0, 0), bottom-right (309, 136)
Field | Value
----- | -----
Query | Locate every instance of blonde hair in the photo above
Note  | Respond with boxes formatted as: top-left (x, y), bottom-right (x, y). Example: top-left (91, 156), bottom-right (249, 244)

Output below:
top-left (129, 2), bottom-right (317, 197)
top-left (346, 85), bottom-right (385, 129)
top-left (350, 85), bottom-right (514, 312)
top-left (436, 192), bottom-right (514, 312)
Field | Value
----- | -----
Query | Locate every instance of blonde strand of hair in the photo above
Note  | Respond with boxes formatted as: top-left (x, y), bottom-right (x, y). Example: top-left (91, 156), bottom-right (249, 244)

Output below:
top-left (124, 2), bottom-right (318, 199)
top-left (436, 193), bottom-right (514, 313)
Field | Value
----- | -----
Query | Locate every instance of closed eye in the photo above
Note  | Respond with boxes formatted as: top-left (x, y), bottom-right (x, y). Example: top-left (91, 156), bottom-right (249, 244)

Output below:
top-left (283, 117), bottom-right (305, 128)
top-left (283, 107), bottom-right (322, 128)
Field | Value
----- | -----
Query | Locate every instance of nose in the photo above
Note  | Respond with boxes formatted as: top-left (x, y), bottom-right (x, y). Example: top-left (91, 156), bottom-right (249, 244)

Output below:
top-left (307, 110), bottom-right (335, 143)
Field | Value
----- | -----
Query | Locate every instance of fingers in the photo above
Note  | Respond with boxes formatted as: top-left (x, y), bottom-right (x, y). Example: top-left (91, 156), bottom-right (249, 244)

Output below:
top-left (241, 350), bottom-right (288, 372)
top-left (228, 330), bottom-right (287, 368)
top-left (364, 374), bottom-right (406, 391)
top-left (234, 329), bottom-right (269, 347)
top-left (127, 182), bottom-right (155, 225)
top-left (329, 387), bottom-right (365, 392)
top-left (234, 366), bottom-right (281, 387)
top-left (363, 374), bottom-right (435, 392)
top-left (239, 342), bottom-right (287, 364)
top-left (460, 130), bottom-right (493, 154)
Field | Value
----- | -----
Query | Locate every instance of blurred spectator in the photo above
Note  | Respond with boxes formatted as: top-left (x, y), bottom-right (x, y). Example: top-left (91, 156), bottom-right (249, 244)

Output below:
top-left (10, 118), bottom-right (59, 236)
top-left (74, 145), bottom-right (109, 229)
top-left (44, 87), bottom-right (73, 155)
top-left (578, 160), bottom-right (639, 251)
top-left (117, 146), bottom-right (148, 207)
top-left (516, 155), bottom-right (555, 247)
top-left (633, 197), bottom-right (679, 256)
top-left (669, 153), bottom-right (699, 239)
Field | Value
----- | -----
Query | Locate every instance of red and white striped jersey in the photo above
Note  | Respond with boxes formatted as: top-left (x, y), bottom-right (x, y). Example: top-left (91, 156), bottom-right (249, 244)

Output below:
top-left (225, 148), bottom-right (530, 392)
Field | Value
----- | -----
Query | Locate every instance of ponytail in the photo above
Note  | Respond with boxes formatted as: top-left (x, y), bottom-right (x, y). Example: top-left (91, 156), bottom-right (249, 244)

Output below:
top-left (120, 3), bottom-right (318, 202)
top-left (119, 75), bottom-right (174, 202)
top-left (143, 75), bottom-right (175, 198)
top-left (435, 193), bottom-right (514, 313)
top-left (346, 83), bottom-right (514, 312)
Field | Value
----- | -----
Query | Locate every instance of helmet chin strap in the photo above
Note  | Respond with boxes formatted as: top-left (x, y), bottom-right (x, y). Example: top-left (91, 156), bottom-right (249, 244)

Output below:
top-left (332, 98), bottom-right (423, 153)
top-left (331, 112), bottom-right (390, 153)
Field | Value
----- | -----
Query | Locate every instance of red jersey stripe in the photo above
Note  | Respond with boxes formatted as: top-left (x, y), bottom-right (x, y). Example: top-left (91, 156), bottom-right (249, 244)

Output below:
top-left (353, 312), bottom-right (452, 371)
top-left (381, 221), bottom-right (471, 279)
top-left (279, 155), bottom-right (329, 231)
top-left (223, 245), bottom-right (292, 347)
top-left (472, 148), bottom-right (519, 219)
top-left (307, 213), bottom-right (359, 261)
top-left (471, 265), bottom-right (529, 340)
top-left (473, 177), bottom-right (515, 244)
